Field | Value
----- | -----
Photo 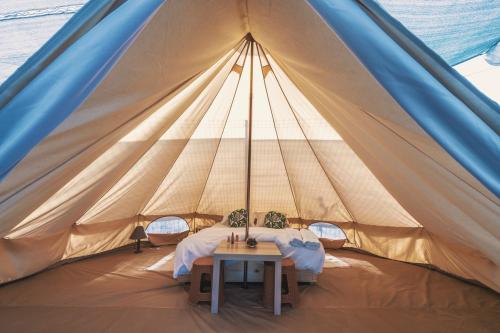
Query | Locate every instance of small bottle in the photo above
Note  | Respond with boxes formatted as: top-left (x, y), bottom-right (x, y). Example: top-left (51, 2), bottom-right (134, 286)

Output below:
top-left (227, 235), bottom-right (230, 243)
top-left (235, 234), bottom-right (239, 242)
top-left (231, 232), bottom-right (234, 244)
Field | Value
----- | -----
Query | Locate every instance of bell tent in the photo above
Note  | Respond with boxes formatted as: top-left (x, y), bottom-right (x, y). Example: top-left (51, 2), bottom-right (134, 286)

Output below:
top-left (0, 0), bottom-right (499, 301)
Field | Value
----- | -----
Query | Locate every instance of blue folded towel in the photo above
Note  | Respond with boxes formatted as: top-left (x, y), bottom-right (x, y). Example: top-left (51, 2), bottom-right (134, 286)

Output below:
top-left (304, 241), bottom-right (320, 251)
top-left (289, 238), bottom-right (304, 248)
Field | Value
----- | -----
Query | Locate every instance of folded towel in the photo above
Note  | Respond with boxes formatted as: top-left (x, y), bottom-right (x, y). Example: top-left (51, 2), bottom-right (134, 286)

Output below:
top-left (304, 241), bottom-right (320, 250)
top-left (289, 238), bottom-right (304, 248)
top-left (300, 229), bottom-right (321, 250)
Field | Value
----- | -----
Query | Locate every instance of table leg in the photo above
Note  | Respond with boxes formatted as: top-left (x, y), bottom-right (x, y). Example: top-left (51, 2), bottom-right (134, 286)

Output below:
top-left (211, 257), bottom-right (221, 314)
top-left (274, 260), bottom-right (281, 315)
top-left (243, 261), bottom-right (248, 289)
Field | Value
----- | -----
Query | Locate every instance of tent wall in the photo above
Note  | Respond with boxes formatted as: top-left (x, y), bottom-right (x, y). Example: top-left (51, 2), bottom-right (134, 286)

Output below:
top-left (246, 0), bottom-right (499, 289)
top-left (310, 0), bottom-right (499, 198)
top-left (341, 223), bottom-right (499, 289)
top-left (0, 0), bottom-right (247, 283)
top-left (0, 0), bottom-right (164, 181)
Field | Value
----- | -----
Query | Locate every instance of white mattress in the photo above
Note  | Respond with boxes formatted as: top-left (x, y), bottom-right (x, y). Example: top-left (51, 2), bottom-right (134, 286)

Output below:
top-left (174, 224), bottom-right (325, 278)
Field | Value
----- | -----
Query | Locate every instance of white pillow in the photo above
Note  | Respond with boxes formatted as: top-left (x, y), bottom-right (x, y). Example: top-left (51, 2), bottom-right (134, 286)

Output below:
top-left (249, 212), bottom-right (267, 227)
top-left (220, 212), bottom-right (231, 225)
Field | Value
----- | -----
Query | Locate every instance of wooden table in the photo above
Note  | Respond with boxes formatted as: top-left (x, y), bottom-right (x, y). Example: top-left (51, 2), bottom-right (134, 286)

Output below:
top-left (211, 241), bottom-right (283, 315)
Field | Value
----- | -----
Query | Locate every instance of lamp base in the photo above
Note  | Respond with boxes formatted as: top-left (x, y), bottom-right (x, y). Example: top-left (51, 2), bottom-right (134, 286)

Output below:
top-left (134, 240), bottom-right (142, 254)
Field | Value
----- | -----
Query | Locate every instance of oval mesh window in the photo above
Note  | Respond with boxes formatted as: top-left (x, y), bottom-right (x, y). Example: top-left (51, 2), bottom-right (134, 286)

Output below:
top-left (309, 222), bottom-right (346, 240)
top-left (146, 216), bottom-right (189, 234)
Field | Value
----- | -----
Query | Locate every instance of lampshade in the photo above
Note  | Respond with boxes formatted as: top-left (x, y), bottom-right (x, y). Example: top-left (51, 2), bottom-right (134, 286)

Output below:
top-left (130, 226), bottom-right (147, 240)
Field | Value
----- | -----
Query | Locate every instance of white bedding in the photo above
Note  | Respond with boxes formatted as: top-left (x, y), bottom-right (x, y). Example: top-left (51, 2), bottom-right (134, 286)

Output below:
top-left (173, 224), bottom-right (325, 278)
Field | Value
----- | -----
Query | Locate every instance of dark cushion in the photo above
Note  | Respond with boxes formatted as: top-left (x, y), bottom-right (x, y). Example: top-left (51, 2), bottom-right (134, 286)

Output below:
top-left (264, 211), bottom-right (288, 229)
top-left (228, 208), bottom-right (248, 227)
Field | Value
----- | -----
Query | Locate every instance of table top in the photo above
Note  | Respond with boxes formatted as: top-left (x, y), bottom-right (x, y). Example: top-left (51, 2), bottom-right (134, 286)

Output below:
top-left (213, 241), bottom-right (282, 261)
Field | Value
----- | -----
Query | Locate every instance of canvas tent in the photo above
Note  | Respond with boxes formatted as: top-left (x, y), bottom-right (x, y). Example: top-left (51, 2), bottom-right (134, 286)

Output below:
top-left (0, 0), bottom-right (498, 295)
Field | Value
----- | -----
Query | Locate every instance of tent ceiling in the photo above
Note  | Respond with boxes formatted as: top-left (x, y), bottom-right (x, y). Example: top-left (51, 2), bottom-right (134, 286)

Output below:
top-left (6, 39), bottom-right (420, 239)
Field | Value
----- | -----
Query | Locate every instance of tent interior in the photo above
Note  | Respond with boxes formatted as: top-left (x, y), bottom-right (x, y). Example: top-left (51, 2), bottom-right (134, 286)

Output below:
top-left (0, 0), bottom-right (499, 332)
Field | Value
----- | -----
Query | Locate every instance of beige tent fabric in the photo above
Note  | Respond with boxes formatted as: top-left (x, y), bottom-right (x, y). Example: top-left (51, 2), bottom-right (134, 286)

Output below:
top-left (74, 43), bottom-right (248, 226)
top-left (0, 0), bottom-right (498, 291)
top-left (0, 0), bottom-right (247, 236)
top-left (338, 222), bottom-right (499, 289)
top-left (256, 45), bottom-right (418, 227)
top-left (5, 46), bottom-right (242, 238)
top-left (247, 0), bottom-right (499, 285)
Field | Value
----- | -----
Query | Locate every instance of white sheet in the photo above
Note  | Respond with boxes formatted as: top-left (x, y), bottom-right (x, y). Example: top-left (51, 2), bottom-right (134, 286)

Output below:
top-left (173, 224), bottom-right (325, 277)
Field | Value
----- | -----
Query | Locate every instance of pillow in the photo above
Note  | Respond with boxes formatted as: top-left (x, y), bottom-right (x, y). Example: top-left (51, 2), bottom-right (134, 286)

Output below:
top-left (264, 211), bottom-right (288, 229)
top-left (220, 212), bottom-right (231, 225)
top-left (249, 211), bottom-right (266, 227)
top-left (228, 209), bottom-right (248, 227)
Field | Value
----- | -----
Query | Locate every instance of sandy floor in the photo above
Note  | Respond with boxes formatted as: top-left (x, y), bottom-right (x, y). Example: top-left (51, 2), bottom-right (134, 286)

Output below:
top-left (0, 246), bottom-right (498, 333)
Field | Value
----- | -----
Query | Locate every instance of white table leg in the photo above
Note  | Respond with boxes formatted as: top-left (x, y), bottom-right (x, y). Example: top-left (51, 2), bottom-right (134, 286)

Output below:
top-left (211, 257), bottom-right (220, 314)
top-left (274, 260), bottom-right (281, 315)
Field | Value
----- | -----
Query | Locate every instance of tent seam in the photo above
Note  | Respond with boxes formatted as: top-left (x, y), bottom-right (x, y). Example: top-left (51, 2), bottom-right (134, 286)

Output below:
top-left (1, 74), bottom-right (203, 238)
top-left (193, 41), bottom-right (251, 217)
top-left (260, 47), bottom-right (357, 224)
top-left (256, 44), bottom-right (301, 219)
top-left (137, 40), bottom-right (248, 218)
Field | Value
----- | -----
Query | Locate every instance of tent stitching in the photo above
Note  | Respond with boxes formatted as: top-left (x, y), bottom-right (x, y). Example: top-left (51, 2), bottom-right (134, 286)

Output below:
top-left (261, 46), bottom-right (357, 224)
top-left (193, 41), bottom-right (251, 217)
top-left (135, 40), bottom-right (249, 217)
top-left (360, 109), bottom-right (499, 207)
top-left (256, 43), bottom-right (302, 219)
top-left (0, 73), bottom-right (199, 212)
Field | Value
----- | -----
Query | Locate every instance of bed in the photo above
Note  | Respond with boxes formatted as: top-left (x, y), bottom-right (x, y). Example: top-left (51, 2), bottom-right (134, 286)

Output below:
top-left (174, 223), bottom-right (325, 282)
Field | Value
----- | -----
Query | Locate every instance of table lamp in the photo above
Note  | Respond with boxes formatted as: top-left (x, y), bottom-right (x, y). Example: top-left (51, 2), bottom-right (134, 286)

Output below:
top-left (130, 226), bottom-right (147, 253)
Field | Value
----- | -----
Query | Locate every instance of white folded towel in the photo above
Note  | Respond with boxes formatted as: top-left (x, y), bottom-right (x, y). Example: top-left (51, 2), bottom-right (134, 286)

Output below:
top-left (300, 229), bottom-right (321, 250)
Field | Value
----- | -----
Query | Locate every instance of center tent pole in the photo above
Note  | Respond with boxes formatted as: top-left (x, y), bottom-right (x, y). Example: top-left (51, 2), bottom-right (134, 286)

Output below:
top-left (245, 34), bottom-right (254, 242)
top-left (243, 34), bottom-right (254, 289)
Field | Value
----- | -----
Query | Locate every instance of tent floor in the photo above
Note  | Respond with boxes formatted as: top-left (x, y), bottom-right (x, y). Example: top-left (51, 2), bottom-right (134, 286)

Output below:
top-left (0, 246), bottom-right (498, 333)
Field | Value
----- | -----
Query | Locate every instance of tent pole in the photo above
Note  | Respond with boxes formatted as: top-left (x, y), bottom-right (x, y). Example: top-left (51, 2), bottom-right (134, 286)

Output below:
top-left (243, 35), bottom-right (254, 289)
top-left (245, 35), bottom-right (254, 241)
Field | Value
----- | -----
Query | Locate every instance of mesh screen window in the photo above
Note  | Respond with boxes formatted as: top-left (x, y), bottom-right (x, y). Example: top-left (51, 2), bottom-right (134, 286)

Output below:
top-left (146, 216), bottom-right (189, 234)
